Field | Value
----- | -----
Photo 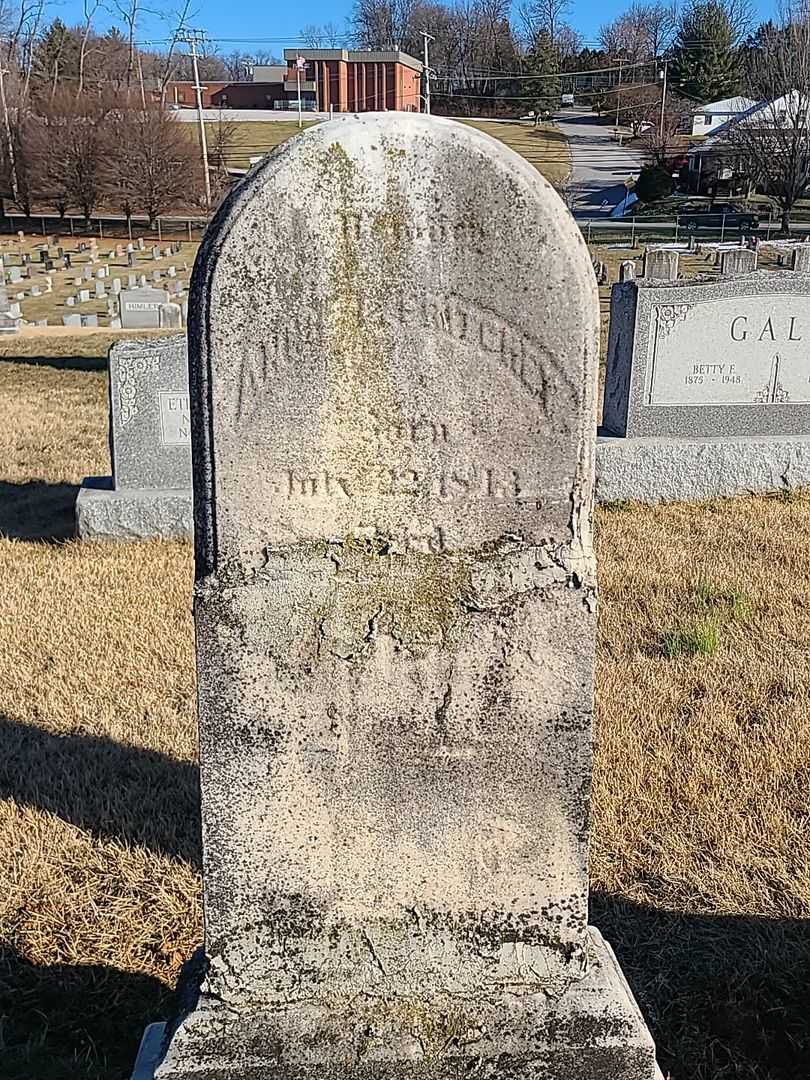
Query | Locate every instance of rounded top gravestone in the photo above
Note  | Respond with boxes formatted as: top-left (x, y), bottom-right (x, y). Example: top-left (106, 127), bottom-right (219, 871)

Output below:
top-left (189, 112), bottom-right (599, 574)
top-left (179, 113), bottom-right (607, 1032)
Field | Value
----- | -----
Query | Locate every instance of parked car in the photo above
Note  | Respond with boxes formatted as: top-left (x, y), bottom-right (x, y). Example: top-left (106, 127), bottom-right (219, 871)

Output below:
top-left (676, 201), bottom-right (760, 232)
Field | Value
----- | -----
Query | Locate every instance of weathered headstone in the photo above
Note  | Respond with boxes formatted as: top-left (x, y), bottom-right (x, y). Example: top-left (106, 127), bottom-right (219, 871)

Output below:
top-left (84, 265), bottom-right (93, 281)
top-left (137, 113), bottom-right (661, 1080)
top-left (95, 281), bottom-right (107, 299)
top-left (120, 286), bottom-right (169, 329)
top-left (720, 247), bottom-right (757, 275)
top-left (79, 289), bottom-right (91, 303)
top-left (9, 267), bottom-right (21, 284)
top-left (138, 237), bottom-right (146, 251)
top-left (599, 271), bottom-right (810, 502)
top-left (75, 336), bottom-right (192, 539)
top-left (81, 313), bottom-right (98, 327)
top-left (66, 295), bottom-right (76, 307)
top-left (791, 245), bottom-right (810, 272)
top-left (159, 301), bottom-right (182, 328)
top-left (62, 313), bottom-right (82, 327)
top-left (643, 247), bottom-right (678, 280)
top-left (619, 260), bottom-right (636, 283)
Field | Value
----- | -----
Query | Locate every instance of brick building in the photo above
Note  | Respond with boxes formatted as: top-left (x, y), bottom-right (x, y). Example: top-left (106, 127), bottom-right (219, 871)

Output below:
top-left (281, 49), bottom-right (423, 113)
top-left (164, 50), bottom-right (422, 114)
top-left (164, 81), bottom-right (230, 108)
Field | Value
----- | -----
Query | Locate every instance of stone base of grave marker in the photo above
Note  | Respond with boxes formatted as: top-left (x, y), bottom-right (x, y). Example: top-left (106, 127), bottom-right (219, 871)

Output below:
top-left (596, 432), bottom-right (810, 504)
top-left (75, 476), bottom-right (192, 539)
top-left (135, 929), bottom-right (662, 1079)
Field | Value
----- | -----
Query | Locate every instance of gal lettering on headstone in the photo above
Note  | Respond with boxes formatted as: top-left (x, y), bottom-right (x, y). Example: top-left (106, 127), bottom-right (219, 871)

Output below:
top-left (138, 114), bottom-right (661, 1080)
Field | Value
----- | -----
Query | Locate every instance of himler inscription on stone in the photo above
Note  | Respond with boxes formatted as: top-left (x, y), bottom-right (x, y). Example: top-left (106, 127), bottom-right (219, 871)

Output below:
top-left (604, 273), bottom-right (810, 437)
top-left (137, 114), bottom-right (661, 1080)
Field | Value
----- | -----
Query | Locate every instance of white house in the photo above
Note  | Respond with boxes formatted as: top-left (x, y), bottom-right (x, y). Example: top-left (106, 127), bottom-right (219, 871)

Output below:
top-left (691, 96), bottom-right (757, 136)
top-left (687, 91), bottom-right (810, 193)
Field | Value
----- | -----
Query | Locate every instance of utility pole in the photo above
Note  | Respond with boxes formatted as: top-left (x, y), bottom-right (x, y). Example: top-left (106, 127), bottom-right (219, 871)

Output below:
top-left (0, 67), bottom-right (18, 205)
top-left (180, 29), bottom-right (211, 208)
top-left (658, 57), bottom-right (669, 145)
top-left (614, 55), bottom-right (627, 128)
top-left (420, 31), bottom-right (433, 115)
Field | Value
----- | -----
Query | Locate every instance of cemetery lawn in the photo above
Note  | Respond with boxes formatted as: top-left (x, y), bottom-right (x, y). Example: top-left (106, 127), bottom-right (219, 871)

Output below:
top-left (201, 119), bottom-right (319, 171)
top-left (460, 121), bottom-right (571, 189)
top-left (1, 358), bottom-right (809, 1079)
top-left (205, 117), bottom-right (571, 188)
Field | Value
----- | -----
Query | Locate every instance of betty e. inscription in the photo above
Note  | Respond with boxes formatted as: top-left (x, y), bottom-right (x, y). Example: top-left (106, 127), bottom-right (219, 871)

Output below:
top-left (646, 298), bottom-right (810, 407)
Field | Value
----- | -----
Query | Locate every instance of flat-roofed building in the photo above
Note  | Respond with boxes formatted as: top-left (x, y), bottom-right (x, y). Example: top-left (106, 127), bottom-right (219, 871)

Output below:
top-left (282, 48), bottom-right (422, 113)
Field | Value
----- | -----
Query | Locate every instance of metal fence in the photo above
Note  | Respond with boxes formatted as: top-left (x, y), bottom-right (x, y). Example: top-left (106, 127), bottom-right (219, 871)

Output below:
top-left (577, 216), bottom-right (809, 248)
top-left (1, 211), bottom-right (212, 244)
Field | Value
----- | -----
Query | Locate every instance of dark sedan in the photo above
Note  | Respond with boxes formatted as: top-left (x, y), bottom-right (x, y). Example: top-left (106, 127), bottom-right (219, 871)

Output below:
top-left (677, 202), bottom-right (760, 233)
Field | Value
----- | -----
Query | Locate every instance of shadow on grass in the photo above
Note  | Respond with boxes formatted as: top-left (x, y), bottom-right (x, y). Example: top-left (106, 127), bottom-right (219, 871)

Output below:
top-left (0, 715), bottom-right (200, 866)
top-left (0, 354), bottom-right (107, 372)
top-left (0, 947), bottom-right (170, 1080)
top-left (593, 894), bottom-right (810, 1080)
top-left (0, 480), bottom-right (80, 541)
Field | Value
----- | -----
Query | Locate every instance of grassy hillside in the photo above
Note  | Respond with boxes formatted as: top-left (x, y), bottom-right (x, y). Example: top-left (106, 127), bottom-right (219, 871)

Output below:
top-left (199, 115), bottom-right (571, 188)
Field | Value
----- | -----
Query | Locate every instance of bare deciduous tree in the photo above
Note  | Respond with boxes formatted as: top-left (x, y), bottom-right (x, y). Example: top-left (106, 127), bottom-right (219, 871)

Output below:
top-left (35, 87), bottom-right (113, 220)
top-left (600, 3), bottom-right (677, 61)
top-left (727, 11), bottom-right (810, 233)
top-left (520, 0), bottom-right (571, 48)
top-left (104, 102), bottom-right (202, 224)
top-left (300, 22), bottom-right (343, 47)
top-left (78, 0), bottom-right (101, 95)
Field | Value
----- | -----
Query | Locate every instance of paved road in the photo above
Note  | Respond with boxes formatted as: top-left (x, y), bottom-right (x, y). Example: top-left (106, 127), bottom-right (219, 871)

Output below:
top-left (556, 108), bottom-right (643, 218)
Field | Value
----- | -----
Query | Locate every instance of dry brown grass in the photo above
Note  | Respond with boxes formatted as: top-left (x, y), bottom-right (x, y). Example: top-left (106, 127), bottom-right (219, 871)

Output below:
top-left (199, 117), bottom-right (570, 186)
top-left (0, 357), bottom-right (808, 1079)
top-left (460, 120), bottom-right (571, 189)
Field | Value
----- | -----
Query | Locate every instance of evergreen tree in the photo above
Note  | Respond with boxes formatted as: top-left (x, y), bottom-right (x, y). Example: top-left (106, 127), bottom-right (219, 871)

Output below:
top-left (524, 31), bottom-right (561, 120)
top-left (670, 1), bottom-right (741, 103)
top-left (32, 20), bottom-right (80, 94)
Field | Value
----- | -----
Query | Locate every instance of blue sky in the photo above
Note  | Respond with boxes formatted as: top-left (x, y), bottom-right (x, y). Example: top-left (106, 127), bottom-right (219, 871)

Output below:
top-left (54, 0), bottom-right (776, 55)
